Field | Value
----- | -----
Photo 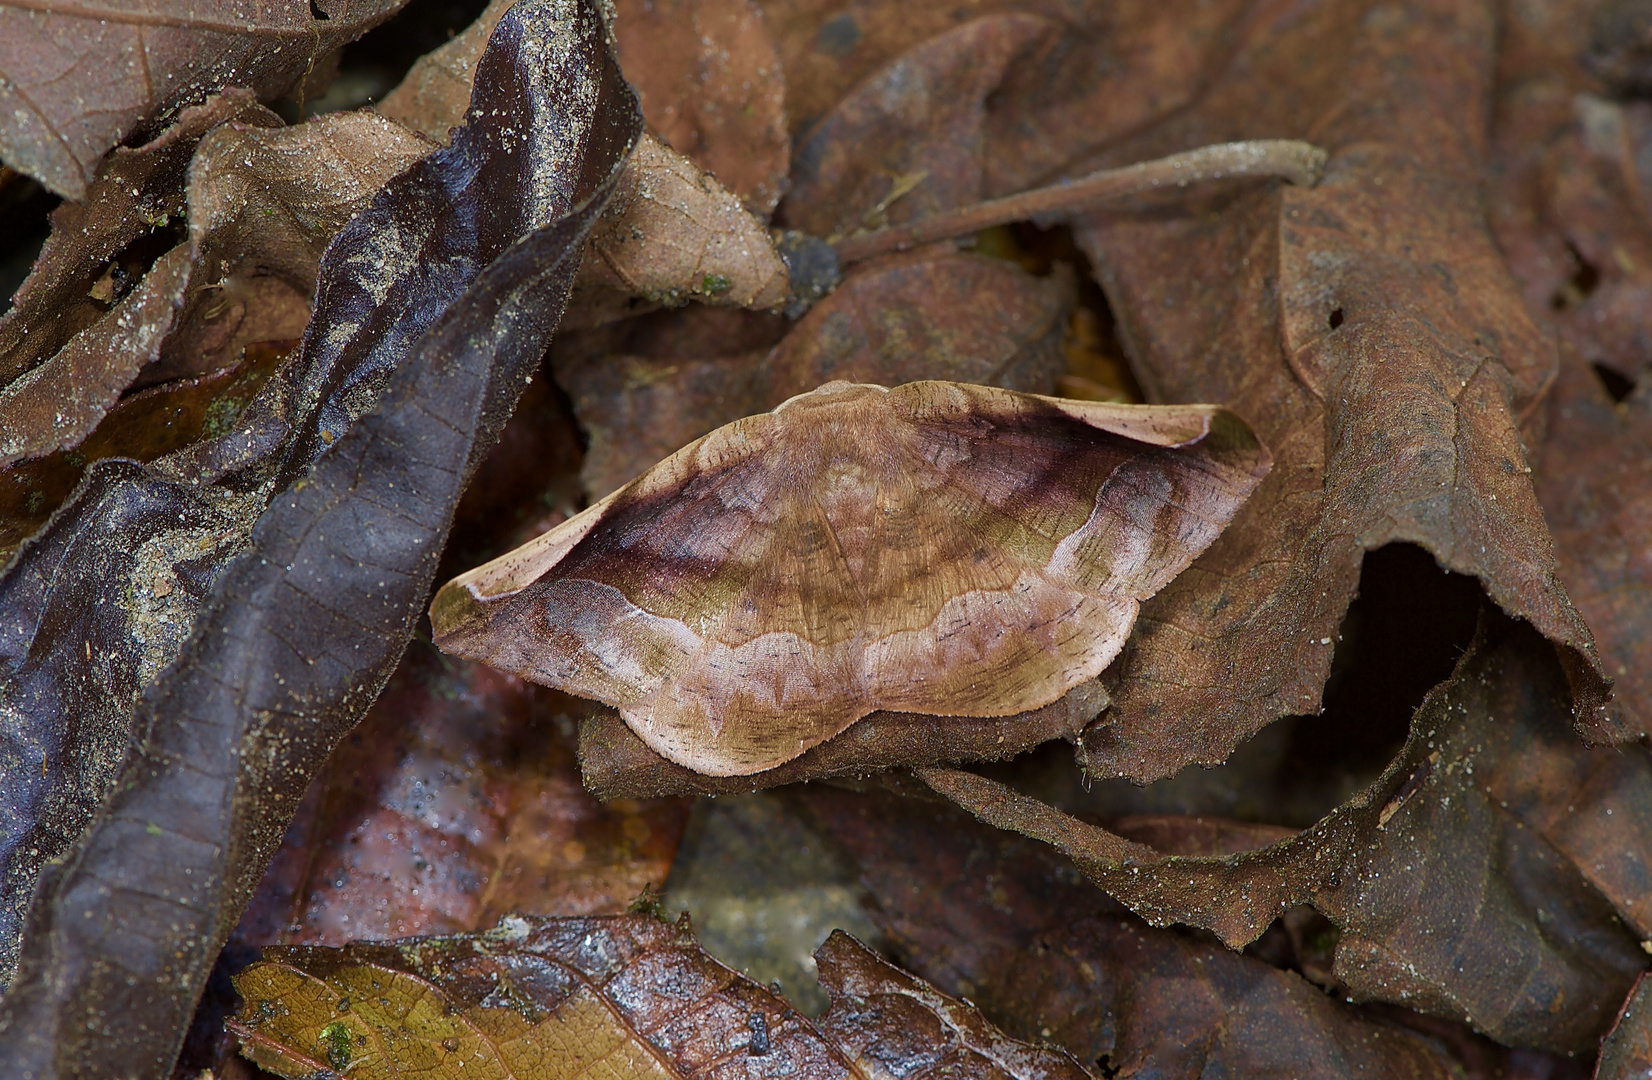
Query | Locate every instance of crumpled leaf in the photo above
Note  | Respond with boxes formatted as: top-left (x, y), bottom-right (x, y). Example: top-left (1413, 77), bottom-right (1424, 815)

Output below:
top-left (612, 0), bottom-right (790, 217)
top-left (0, 103), bottom-right (429, 471)
top-left (798, 787), bottom-right (1504, 1079)
top-left (0, 0), bottom-right (407, 200)
top-left (1598, 974), bottom-right (1652, 1080)
top-left (234, 641), bottom-right (690, 946)
top-left (0, 0), bottom-right (641, 1071)
top-left (0, 92), bottom-right (275, 460)
top-left (1048, 0), bottom-right (1621, 783)
top-left (382, 0), bottom-right (793, 331)
top-left (228, 913), bottom-right (1090, 1079)
top-left (916, 610), bottom-right (1649, 1052)
top-left (0, 338), bottom-right (291, 565)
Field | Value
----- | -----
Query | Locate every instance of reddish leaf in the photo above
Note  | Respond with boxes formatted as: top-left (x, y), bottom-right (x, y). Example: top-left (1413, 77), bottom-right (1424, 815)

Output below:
top-left (0, 0), bottom-right (407, 199)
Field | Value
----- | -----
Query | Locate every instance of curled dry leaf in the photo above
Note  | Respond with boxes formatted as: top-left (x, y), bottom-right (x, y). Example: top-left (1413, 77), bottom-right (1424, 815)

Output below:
top-left (431, 381), bottom-right (1268, 777)
top-left (919, 611), bottom-right (1650, 1052)
top-left (799, 787), bottom-right (1531, 1079)
top-left (612, 0), bottom-right (791, 217)
top-left (1053, 0), bottom-right (1621, 783)
top-left (0, 91), bottom-right (275, 466)
top-left (0, 0), bottom-right (641, 1070)
top-left (235, 641), bottom-right (690, 946)
top-left (0, 0), bottom-right (407, 200)
top-left (228, 913), bottom-right (1089, 1079)
top-left (0, 104), bottom-right (429, 471)
top-left (570, 132), bottom-right (791, 323)
top-left (382, 0), bottom-right (792, 330)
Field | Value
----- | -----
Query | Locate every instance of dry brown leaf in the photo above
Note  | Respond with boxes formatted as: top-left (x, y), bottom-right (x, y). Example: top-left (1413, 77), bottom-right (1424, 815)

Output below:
top-left (613, 0), bottom-right (790, 217)
top-left (0, 105), bottom-right (428, 470)
top-left (800, 787), bottom-right (1504, 1080)
top-left (1043, 0), bottom-right (1622, 784)
top-left (228, 913), bottom-right (1088, 1079)
top-left (763, 251), bottom-right (1071, 400)
top-left (779, 12), bottom-right (1054, 239)
top-left (431, 381), bottom-right (1268, 776)
top-left (569, 132), bottom-right (791, 324)
top-left (919, 610), bottom-right (1649, 1052)
top-left (383, 0), bottom-right (793, 330)
top-left (0, 0), bottom-right (407, 200)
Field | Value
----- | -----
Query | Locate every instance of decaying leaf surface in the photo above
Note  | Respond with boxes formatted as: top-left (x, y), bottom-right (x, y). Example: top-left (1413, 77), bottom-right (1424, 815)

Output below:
top-left (613, 0), bottom-right (790, 217)
top-left (1598, 974), bottom-right (1652, 1080)
top-left (1038, 0), bottom-right (1622, 784)
top-left (432, 381), bottom-right (1268, 777)
top-left (0, 92), bottom-right (274, 459)
top-left (918, 611), bottom-right (1649, 1052)
top-left (798, 788), bottom-right (1492, 1079)
top-left (0, 102), bottom-right (428, 471)
top-left (229, 913), bottom-right (1088, 1079)
top-left (571, 132), bottom-right (791, 322)
top-left (0, 0), bottom-right (640, 1071)
top-left (234, 640), bottom-right (689, 946)
top-left (0, 0), bottom-right (407, 200)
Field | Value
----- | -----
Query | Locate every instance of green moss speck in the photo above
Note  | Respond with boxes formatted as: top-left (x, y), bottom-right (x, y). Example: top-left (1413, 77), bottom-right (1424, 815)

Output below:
top-left (697, 273), bottom-right (733, 297)
top-left (320, 1020), bottom-right (353, 1070)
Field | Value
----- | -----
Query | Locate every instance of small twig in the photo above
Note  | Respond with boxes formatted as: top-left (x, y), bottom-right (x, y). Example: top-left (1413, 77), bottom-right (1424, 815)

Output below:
top-left (833, 139), bottom-right (1327, 264)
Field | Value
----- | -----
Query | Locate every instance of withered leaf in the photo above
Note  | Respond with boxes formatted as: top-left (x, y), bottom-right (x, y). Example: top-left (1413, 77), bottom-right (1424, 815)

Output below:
top-left (559, 248), bottom-right (1072, 501)
top-left (431, 381), bottom-right (1268, 777)
top-left (235, 641), bottom-right (689, 946)
top-left (1534, 351), bottom-right (1652, 743)
top-left (0, 0), bottom-right (640, 1071)
top-left (0, 92), bottom-right (276, 462)
top-left (568, 132), bottom-right (791, 326)
top-left (0, 0), bottom-right (407, 200)
top-left (0, 104), bottom-right (428, 471)
top-left (229, 913), bottom-right (1088, 1079)
top-left (780, 13), bottom-right (1055, 240)
top-left (1051, 0), bottom-right (1620, 783)
top-left (612, 0), bottom-right (791, 217)
top-left (1598, 974), bottom-right (1652, 1080)
top-left (801, 786), bottom-right (1538, 1079)
top-left (919, 610), bottom-right (1649, 1052)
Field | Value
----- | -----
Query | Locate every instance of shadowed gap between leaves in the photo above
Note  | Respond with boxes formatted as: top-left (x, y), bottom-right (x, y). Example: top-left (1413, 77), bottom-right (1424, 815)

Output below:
top-left (973, 221), bottom-right (1146, 404)
top-left (978, 543), bottom-right (1482, 829)
top-left (0, 177), bottom-right (57, 314)
top-left (281, 0), bottom-right (495, 119)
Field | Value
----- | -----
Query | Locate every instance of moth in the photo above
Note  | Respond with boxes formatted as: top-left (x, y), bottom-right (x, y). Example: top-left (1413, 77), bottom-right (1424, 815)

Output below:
top-left (431, 381), bottom-right (1269, 776)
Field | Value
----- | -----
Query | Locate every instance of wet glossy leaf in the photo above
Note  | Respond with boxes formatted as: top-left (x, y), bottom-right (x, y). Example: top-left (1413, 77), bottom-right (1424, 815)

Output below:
top-left (235, 641), bottom-right (690, 945)
top-left (0, 0), bottom-right (641, 1072)
top-left (1598, 974), bottom-right (1652, 1080)
top-left (229, 913), bottom-right (1089, 1079)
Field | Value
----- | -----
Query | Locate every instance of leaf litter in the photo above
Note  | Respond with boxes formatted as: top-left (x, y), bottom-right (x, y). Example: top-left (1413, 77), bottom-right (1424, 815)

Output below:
top-left (0, 0), bottom-right (1648, 1073)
